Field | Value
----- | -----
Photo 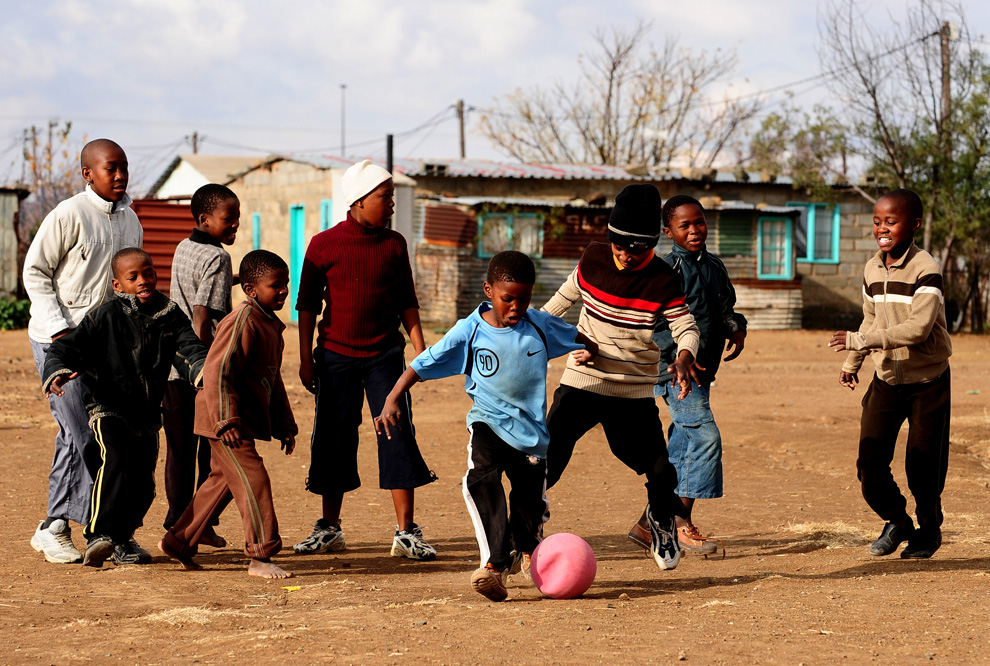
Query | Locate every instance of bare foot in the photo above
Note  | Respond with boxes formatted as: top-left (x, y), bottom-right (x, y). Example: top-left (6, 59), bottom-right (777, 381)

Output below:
top-left (199, 527), bottom-right (227, 549)
top-left (248, 559), bottom-right (292, 579)
top-left (158, 538), bottom-right (203, 571)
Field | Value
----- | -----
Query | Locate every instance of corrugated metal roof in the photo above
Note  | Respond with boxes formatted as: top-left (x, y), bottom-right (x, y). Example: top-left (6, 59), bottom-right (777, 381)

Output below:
top-left (434, 195), bottom-right (610, 209)
top-left (283, 154), bottom-right (795, 184)
top-left (712, 201), bottom-right (804, 214)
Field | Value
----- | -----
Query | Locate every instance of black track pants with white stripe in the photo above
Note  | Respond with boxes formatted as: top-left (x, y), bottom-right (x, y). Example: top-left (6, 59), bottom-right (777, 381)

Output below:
top-left (84, 417), bottom-right (158, 542)
top-left (462, 422), bottom-right (548, 571)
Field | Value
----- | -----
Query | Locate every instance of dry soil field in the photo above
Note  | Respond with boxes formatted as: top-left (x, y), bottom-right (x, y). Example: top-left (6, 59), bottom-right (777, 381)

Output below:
top-left (1, 328), bottom-right (989, 665)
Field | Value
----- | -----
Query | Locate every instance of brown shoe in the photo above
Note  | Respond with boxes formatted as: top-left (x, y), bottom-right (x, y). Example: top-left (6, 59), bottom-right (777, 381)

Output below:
top-left (471, 564), bottom-right (508, 601)
top-left (627, 509), bottom-right (651, 549)
top-left (678, 524), bottom-right (718, 554)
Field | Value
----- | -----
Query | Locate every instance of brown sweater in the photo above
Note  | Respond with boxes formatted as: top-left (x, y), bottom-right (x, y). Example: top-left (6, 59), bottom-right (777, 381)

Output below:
top-left (543, 242), bottom-right (699, 399)
top-left (194, 298), bottom-right (297, 441)
top-left (842, 243), bottom-right (952, 385)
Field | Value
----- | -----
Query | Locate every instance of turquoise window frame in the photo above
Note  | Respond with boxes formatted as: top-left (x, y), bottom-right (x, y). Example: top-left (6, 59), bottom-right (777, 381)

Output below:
top-left (289, 204), bottom-right (306, 322)
top-left (788, 202), bottom-right (841, 264)
top-left (252, 213), bottom-right (261, 250)
top-left (757, 216), bottom-right (794, 280)
top-left (476, 212), bottom-right (545, 258)
top-left (319, 199), bottom-right (333, 231)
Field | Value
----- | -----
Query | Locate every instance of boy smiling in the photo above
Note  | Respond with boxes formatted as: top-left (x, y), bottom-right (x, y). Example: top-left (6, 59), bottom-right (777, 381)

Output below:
top-left (829, 189), bottom-right (952, 559)
top-left (42, 249), bottom-right (208, 567)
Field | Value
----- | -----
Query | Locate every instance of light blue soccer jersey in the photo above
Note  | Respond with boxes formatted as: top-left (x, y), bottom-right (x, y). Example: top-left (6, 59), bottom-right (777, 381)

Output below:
top-left (411, 304), bottom-right (583, 458)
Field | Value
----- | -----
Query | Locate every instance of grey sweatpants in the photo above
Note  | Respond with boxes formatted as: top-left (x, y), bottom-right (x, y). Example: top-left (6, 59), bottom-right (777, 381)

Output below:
top-left (31, 339), bottom-right (97, 526)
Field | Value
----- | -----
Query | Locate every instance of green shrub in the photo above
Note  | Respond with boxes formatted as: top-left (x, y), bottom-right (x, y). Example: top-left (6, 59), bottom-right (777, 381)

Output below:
top-left (0, 299), bottom-right (31, 330)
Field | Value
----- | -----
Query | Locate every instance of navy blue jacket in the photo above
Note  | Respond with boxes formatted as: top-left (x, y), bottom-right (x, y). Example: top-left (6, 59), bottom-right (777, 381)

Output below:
top-left (655, 244), bottom-right (747, 386)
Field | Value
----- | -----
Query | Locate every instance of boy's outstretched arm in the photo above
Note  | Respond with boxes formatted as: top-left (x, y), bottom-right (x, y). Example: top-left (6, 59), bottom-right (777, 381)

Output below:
top-left (374, 366), bottom-right (423, 440)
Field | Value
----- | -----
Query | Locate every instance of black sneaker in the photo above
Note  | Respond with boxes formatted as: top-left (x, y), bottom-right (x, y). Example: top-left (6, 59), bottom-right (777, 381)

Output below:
top-left (111, 538), bottom-right (153, 565)
top-left (869, 521), bottom-right (914, 556)
top-left (83, 535), bottom-right (114, 568)
top-left (900, 530), bottom-right (942, 559)
top-left (647, 505), bottom-right (681, 570)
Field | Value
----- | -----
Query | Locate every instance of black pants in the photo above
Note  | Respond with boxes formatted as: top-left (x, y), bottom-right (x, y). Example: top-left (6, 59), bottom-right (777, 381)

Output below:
top-left (162, 380), bottom-right (217, 530)
top-left (857, 369), bottom-right (951, 535)
top-left (463, 422), bottom-right (548, 570)
top-left (85, 417), bottom-right (158, 542)
top-left (546, 385), bottom-right (684, 522)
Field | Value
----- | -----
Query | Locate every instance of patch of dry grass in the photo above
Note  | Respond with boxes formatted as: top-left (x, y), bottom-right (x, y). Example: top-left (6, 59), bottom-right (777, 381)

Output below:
top-left (786, 521), bottom-right (874, 549)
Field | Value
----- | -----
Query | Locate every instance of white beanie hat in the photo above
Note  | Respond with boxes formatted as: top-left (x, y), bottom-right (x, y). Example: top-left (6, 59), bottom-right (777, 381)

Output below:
top-left (341, 159), bottom-right (393, 206)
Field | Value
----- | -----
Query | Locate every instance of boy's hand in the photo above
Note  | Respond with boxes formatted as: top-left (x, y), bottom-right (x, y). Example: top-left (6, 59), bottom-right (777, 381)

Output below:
top-left (280, 435), bottom-right (295, 455)
top-left (47, 372), bottom-right (78, 397)
top-left (299, 360), bottom-right (317, 394)
top-left (219, 425), bottom-right (244, 448)
top-left (571, 349), bottom-right (594, 365)
top-left (572, 334), bottom-right (598, 366)
top-left (374, 398), bottom-right (403, 440)
top-left (828, 331), bottom-right (848, 352)
top-left (667, 350), bottom-right (696, 400)
top-left (839, 371), bottom-right (859, 390)
top-left (724, 331), bottom-right (746, 361)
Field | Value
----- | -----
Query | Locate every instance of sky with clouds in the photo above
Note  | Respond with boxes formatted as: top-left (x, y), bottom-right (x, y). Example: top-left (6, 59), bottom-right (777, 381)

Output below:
top-left (1, 0), bottom-right (986, 192)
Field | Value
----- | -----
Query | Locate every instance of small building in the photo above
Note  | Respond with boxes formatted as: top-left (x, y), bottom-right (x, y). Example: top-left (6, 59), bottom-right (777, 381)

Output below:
top-left (146, 154), bottom-right (261, 199)
top-left (1, 185), bottom-right (31, 299)
top-left (149, 155), bottom-right (878, 329)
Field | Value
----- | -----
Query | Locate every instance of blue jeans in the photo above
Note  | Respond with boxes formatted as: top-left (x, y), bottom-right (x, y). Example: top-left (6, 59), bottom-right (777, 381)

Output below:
top-left (657, 381), bottom-right (723, 499)
top-left (31, 339), bottom-right (98, 525)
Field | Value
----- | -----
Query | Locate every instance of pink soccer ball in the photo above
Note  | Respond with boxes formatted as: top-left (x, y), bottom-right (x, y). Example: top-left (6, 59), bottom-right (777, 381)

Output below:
top-left (530, 532), bottom-right (597, 599)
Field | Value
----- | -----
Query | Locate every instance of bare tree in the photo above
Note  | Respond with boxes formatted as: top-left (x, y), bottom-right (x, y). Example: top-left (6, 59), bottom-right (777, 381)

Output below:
top-left (479, 22), bottom-right (762, 168)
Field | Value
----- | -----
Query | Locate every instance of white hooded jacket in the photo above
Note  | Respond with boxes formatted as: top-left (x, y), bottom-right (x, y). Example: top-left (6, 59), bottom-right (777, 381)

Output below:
top-left (23, 185), bottom-right (143, 343)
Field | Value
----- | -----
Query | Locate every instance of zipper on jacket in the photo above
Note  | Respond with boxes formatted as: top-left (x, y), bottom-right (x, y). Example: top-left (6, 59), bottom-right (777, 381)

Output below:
top-left (881, 264), bottom-right (902, 384)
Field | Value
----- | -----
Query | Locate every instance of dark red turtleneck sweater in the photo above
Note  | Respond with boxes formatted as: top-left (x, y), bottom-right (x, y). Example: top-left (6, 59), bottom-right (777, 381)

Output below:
top-left (295, 213), bottom-right (418, 357)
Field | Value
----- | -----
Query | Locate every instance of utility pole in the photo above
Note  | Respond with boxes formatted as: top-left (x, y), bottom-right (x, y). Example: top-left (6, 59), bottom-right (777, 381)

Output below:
top-left (341, 84), bottom-right (347, 156)
top-left (925, 21), bottom-right (953, 253)
top-left (455, 99), bottom-right (466, 159)
top-left (386, 134), bottom-right (393, 175)
top-left (191, 131), bottom-right (199, 154)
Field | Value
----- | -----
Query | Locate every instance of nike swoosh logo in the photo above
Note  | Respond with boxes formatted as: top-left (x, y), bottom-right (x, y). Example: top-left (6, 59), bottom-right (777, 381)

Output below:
top-left (527, 350), bottom-right (542, 357)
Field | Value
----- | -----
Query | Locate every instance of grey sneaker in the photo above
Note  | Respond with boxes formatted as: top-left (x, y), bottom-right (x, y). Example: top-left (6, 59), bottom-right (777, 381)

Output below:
top-left (111, 538), bottom-right (152, 565)
top-left (31, 519), bottom-right (82, 564)
top-left (391, 523), bottom-right (437, 561)
top-left (647, 505), bottom-right (681, 571)
top-left (83, 535), bottom-right (114, 568)
top-left (293, 519), bottom-right (346, 554)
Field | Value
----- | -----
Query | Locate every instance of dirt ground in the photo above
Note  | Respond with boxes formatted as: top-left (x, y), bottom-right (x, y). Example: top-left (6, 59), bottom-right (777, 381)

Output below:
top-left (1, 327), bottom-right (988, 665)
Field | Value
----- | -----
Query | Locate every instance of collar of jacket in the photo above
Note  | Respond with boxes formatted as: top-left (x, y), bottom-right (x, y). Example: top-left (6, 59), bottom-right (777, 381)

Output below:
top-left (870, 242), bottom-right (918, 270)
top-left (85, 184), bottom-right (134, 215)
top-left (246, 296), bottom-right (283, 324)
top-left (189, 227), bottom-right (222, 247)
top-left (115, 290), bottom-right (175, 319)
top-left (670, 243), bottom-right (708, 263)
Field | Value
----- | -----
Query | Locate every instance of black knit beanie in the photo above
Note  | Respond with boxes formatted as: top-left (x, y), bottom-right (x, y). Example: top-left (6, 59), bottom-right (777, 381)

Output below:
top-left (608, 184), bottom-right (663, 250)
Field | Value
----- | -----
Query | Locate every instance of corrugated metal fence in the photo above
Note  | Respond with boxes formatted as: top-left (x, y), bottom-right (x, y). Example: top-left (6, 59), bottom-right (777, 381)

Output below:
top-left (132, 199), bottom-right (193, 297)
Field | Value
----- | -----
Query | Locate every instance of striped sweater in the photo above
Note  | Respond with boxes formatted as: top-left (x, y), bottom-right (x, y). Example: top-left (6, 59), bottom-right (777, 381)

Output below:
top-left (194, 298), bottom-right (298, 441)
top-left (842, 243), bottom-right (952, 385)
top-left (543, 242), bottom-right (700, 398)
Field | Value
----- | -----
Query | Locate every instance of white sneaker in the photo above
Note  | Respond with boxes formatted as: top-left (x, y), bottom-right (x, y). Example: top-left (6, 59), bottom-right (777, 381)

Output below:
top-left (391, 523), bottom-right (437, 561)
top-left (293, 520), bottom-right (346, 554)
top-left (31, 519), bottom-right (83, 564)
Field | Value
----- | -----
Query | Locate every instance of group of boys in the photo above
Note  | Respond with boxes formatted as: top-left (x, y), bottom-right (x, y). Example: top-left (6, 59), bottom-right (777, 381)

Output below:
top-left (25, 139), bottom-right (952, 597)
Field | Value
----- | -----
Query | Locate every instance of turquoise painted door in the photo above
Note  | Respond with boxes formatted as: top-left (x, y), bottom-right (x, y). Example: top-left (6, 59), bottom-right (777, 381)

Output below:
top-left (289, 204), bottom-right (305, 322)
